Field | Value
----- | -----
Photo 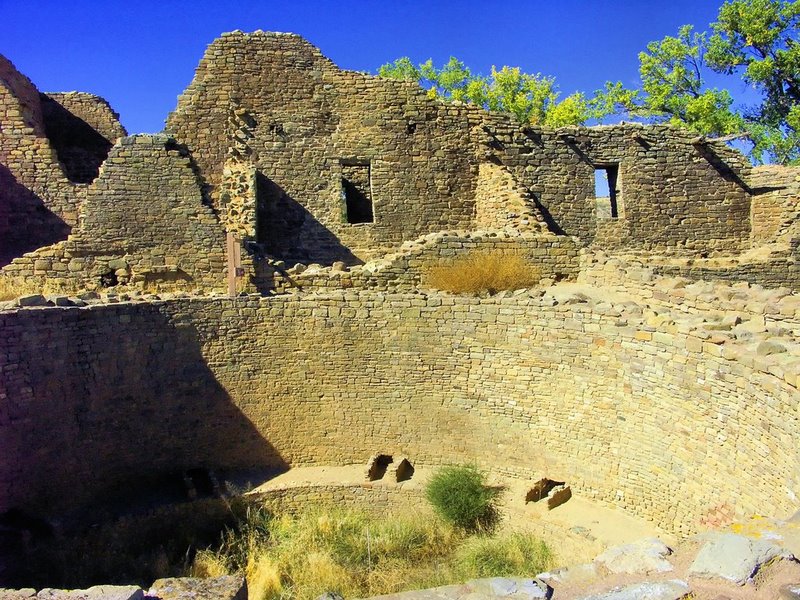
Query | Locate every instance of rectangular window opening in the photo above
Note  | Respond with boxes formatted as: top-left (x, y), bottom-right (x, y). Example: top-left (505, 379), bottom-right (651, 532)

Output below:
top-left (594, 165), bottom-right (621, 219)
top-left (341, 163), bottom-right (374, 224)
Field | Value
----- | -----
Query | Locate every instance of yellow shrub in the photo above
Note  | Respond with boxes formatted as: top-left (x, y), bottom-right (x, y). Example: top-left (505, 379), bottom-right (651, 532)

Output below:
top-left (190, 551), bottom-right (229, 578)
top-left (0, 275), bottom-right (40, 301)
top-left (424, 250), bottom-right (542, 294)
top-left (245, 553), bottom-right (282, 600)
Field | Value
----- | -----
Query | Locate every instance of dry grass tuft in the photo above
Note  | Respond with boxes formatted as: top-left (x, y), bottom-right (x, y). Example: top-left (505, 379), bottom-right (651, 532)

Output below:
top-left (0, 275), bottom-right (41, 301)
top-left (192, 504), bottom-right (552, 600)
top-left (424, 250), bottom-right (542, 294)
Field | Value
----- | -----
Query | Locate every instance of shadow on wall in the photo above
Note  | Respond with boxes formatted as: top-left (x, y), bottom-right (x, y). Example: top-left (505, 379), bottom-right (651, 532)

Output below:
top-left (694, 144), bottom-right (752, 193)
top-left (256, 172), bottom-right (361, 267)
top-left (0, 164), bottom-right (71, 267)
top-left (39, 95), bottom-right (114, 183)
top-left (0, 305), bottom-right (288, 584)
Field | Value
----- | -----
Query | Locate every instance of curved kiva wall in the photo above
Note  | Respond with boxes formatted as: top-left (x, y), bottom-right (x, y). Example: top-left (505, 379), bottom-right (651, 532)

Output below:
top-left (1, 291), bottom-right (798, 535)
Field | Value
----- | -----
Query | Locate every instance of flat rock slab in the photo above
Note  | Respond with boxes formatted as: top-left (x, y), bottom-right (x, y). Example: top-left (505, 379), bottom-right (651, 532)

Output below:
top-left (0, 590), bottom-right (36, 599)
top-left (538, 563), bottom-right (598, 586)
top-left (578, 580), bottom-right (691, 600)
top-left (362, 577), bottom-right (550, 599)
top-left (594, 537), bottom-right (674, 574)
top-left (35, 587), bottom-right (143, 600)
top-left (147, 577), bottom-right (246, 600)
top-left (688, 532), bottom-right (786, 584)
top-left (779, 583), bottom-right (800, 599)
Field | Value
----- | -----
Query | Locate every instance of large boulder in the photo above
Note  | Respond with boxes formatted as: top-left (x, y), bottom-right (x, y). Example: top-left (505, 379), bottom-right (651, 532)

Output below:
top-left (147, 577), bottom-right (246, 600)
top-left (688, 532), bottom-right (788, 585)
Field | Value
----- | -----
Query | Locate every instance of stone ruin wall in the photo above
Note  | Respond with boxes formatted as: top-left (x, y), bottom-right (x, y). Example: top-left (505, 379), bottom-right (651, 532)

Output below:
top-left (263, 231), bottom-right (580, 294)
top-left (1, 289), bottom-right (798, 537)
top-left (749, 164), bottom-right (800, 247)
top-left (2, 32), bottom-right (789, 294)
top-left (2, 135), bottom-right (227, 292)
top-left (163, 31), bottom-right (755, 270)
top-left (481, 120), bottom-right (753, 252)
top-left (165, 31), bottom-right (482, 266)
top-left (0, 57), bottom-right (80, 265)
top-left (40, 91), bottom-right (127, 183)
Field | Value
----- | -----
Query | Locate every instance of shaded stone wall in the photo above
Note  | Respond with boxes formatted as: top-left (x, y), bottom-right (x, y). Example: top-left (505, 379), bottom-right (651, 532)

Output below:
top-left (40, 92), bottom-right (127, 183)
top-left (166, 32), bottom-right (754, 265)
top-left (2, 290), bottom-right (797, 536)
top-left (482, 121), bottom-right (753, 251)
top-left (749, 165), bottom-right (800, 246)
top-left (1, 135), bottom-right (227, 292)
top-left (0, 56), bottom-right (78, 264)
top-left (166, 31), bottom-right (482, 265)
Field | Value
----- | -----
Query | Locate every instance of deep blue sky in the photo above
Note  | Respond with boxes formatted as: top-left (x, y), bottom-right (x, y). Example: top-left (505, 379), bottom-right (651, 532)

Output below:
top-left (2, 1), bottom-right (742, 134)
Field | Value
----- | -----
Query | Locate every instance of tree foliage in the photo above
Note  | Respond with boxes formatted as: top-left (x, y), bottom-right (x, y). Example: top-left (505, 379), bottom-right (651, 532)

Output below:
top-left (378, 0), bottom-right (799, 164)
top-left (594, 0), bottom-right (800, 164)
top-left (379, 56), bottom-right (592, 126)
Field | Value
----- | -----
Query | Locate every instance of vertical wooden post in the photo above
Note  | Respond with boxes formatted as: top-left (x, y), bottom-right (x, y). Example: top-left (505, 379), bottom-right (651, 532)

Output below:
top-left (226, 232), bottom-right (242, 297)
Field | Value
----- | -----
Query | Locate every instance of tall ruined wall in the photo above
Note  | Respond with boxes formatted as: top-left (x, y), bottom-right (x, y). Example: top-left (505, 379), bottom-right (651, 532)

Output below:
top-left (2, 291), bottom-right (798, 536)
top-left (0, 56), bottom-right (77, 264)
top-left (40, 92), bottom-right (127, 183)
top-left (749, 165), bottom-right (800, 246)
top-left (483, 121), bottom-right (753, 252)
top-left (2, 135), bottom-right (227, 291)
top-left (166, 31), bottom-right (482, 265)
top-left (166, 32), bottom-right (754, 265)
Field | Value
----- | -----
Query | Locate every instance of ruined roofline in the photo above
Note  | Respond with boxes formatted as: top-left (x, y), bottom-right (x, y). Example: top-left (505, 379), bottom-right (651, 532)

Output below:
top-left (176, 32), bottom-right (755, 154)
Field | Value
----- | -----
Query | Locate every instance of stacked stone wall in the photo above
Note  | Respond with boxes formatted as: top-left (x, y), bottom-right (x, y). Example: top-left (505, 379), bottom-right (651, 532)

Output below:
top-left (40, 92), bottom-right (127, 183)
top-left (263, 230), bottom-right (579, 293)
top-left (481, 120), bottom-right (753, 251)
top-left (0, 56), bottom-right (80, 264)
top-left (749, 164), bottom-right (800, 246)
top-left (581, 251), bottom-right (800, 293)
top-left (1, 135), bottom-right (227, 292)
top-left (1, 289), bottom-right (797, 536)
top-left (165, 32), bottom-right (753, 264)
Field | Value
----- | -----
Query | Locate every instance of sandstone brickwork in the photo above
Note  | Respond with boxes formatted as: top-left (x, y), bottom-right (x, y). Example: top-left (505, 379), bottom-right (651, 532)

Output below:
top-left (40, 92), bottom-right (127, 183)
top-left (1, 283), bottom-right (797, 536)
top-left (2, 135), bottom-right (227, 292)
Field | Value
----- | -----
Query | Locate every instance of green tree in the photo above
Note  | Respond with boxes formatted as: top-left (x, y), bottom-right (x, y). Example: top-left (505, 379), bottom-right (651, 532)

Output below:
top-left (593, 26), bottom-right (745, 136)
top-left (378, 57), bottom-right (593, 126)
top-left (594, 0), bottom-right (800, 164)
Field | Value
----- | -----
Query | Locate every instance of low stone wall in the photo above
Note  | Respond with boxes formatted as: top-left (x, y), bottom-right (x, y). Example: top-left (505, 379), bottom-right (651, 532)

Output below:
top-left (249, 482), bottom-right (426, 516)
top-left (2, 286), bottom-right (798, 537)
top-left (262, 230), bottom-right (579, 293)
top-left (1, 135), bottom-right (228, 293)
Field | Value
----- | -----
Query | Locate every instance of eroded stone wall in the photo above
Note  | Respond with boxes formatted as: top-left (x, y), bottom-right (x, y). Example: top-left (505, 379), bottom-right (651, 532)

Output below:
top-left (481, 121), bottom-right (753, 251)
top-left (40, 92), bottom-right (127, 183)
top-left (1, 135), bottom-right (227, 292)
top-left (0, 56), bottom-right (78, 264)
top-left (749, 165), bottom-right (800, 246)
top-left (165, 32), bottom-right (754, 265)
top-left (2, 289), bottom-right (797, 536)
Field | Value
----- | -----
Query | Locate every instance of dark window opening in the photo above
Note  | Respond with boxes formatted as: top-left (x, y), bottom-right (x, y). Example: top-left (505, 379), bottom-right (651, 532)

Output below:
top-left (594, 165), bottom-right (621, 219)
top-left (99, 270), bottom-right (118, 288)
top-left (183, 468), bottom-right (217, 499)
top-left (394, 457), bottom-right (415, 482)
top-left (525, 478), bottom-right (565, 503)
top-left (342, 163), bottom-right (374, 224)
top-left (366, 454), bottom-right (393, 481)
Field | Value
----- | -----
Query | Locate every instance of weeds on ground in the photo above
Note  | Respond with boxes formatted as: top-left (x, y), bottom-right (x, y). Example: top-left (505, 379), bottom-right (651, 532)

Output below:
top-left (425, 464), bottom-right (499, 531)
top-left (423, 250), bottom-right (542, 295)
top-left (191, 503), bottom-right (554, 600)
top-left (0, 275), bottom-right (42, 300)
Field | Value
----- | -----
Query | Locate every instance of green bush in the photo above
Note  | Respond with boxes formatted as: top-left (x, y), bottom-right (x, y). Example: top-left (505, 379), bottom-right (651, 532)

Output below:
top-left (455, 533), bottom-right (554, 578)
top-left (424, 465), bottom-right (498, 531)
